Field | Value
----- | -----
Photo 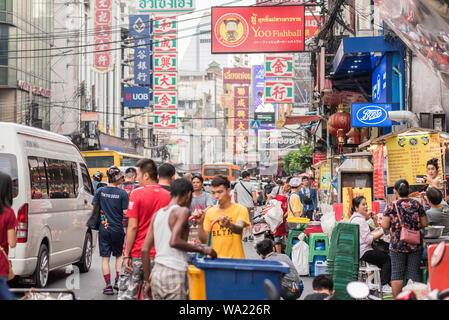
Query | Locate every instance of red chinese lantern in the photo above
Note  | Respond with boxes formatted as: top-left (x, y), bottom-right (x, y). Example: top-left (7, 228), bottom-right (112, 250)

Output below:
top-left (328, 104), bottom-right (351, 153)
top-left (327, 123), bottom-right (337, 135)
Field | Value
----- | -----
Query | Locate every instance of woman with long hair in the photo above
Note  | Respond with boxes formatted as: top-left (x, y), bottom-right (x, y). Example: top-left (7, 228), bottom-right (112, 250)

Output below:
top-left (0, 172), bottom-right (18, 300)
top-left (382, 179), bottom-right (428, 298)
top-left (349, 196), bottom-right (392, 293)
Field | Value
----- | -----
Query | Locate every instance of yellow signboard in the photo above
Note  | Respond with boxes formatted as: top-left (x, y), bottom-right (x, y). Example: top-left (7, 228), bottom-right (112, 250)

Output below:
top-left (386, 133), bottom-right (442, 186)
top-left (320, 162), bottom-right (331, 191)
top-left (342, 187), bottom-right (372, 221)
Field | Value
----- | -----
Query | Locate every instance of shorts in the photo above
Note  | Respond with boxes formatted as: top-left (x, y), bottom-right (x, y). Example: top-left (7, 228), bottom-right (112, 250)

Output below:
top-left (390, 250), bottom-right (422, 282)
top-left (274, 235), bottom-right (284, 245)
top-left (118, 257), bottom-right (154, 300)
top-left (150, 263), bottom-right (189, 300)
top-left (98, 229), bottom-right (125, 257)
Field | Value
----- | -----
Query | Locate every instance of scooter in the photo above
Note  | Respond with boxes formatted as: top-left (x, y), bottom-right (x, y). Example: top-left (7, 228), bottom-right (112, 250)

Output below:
top-left (347, 241), bottom-right (449, 300)
top-left (252, 208), bottom-right (273, 245)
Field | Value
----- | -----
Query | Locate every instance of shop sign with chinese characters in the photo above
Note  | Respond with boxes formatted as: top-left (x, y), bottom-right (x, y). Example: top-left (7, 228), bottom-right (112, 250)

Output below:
top-left (154, 53), bottom-right (177, 71)
top-left (154, 91), bottom-right (177, 109)
top-left (94, 0), bottom-right (113, 72)
top-left (265, 56), bottom-right (293, 77)
top-left (154, 111), bottom-right (177, 128)
top-left (153, 16), bottom-right (177, 33)
top-left (154, 73), bottom-right (177, 90)
top-left (154, 34), bottom-right (177, 52)
top-left (264, 81), bottom-right (294, 103)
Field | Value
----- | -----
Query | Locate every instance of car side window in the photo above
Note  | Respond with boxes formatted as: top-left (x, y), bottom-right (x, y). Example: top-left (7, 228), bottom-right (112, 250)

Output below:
top-left (28, 156), bottom-right (49, 200)
top-left (80, 163), bottom-right (94, 195)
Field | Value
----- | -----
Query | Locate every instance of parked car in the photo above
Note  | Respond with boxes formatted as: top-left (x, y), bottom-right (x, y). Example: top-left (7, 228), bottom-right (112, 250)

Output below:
top-left (0, 122), bottom-right (97, 287)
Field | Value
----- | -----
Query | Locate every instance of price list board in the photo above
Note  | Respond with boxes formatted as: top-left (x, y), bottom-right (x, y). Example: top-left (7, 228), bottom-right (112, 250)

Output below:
top-left (386, 133), bottom-right (442, 186)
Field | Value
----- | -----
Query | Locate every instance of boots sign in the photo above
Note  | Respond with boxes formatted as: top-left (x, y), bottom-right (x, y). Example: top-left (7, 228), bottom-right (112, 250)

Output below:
top-left (124, 87), bottom-right (151, 108)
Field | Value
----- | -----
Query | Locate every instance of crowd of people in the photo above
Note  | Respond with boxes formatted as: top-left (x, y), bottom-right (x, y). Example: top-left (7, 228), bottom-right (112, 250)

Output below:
top-left (1, 156), bottom-right (449, 301)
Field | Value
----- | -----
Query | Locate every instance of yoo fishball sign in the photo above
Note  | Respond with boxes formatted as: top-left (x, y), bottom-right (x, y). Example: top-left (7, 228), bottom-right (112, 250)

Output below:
top-left (211, 6), bottom-right (305, 54)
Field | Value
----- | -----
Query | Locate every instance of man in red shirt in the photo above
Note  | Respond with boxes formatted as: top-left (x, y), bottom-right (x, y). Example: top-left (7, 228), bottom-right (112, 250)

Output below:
top-left (117, 159), bottom-right (170, 300)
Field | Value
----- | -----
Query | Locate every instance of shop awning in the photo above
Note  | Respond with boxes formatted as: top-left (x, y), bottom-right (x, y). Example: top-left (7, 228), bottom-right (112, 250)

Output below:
top-left (333, 36), bottom-right (403, 75)
top-left (283, 115), bottom-right (322, 126)
top-left (358, 128), bottom-right (449, 149)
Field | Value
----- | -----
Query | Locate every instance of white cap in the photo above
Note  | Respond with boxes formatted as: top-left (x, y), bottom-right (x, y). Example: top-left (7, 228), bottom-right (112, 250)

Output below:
top-left (290, 177), bottom-right (301, 188)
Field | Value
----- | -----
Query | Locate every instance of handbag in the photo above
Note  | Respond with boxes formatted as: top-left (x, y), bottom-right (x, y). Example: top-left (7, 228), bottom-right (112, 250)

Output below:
top-left (86, 202), bottom-right (102, 231)
top-left (394, 202), bottom-right (421, 245)
top-left (0, 245), bottom-right (14, 281)
top-left (300, 188), bottom-right (313, 205)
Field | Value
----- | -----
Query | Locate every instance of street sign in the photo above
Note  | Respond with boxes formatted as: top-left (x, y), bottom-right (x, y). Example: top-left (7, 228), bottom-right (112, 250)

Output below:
top-left (154, 53), bottom-right (177, 71)
top-left (265, 81), bottom-right (294, 103)
top-left (255, 112), bottom-right (275, 124)
top-left (250, 121), bottom-right (261, 130)
top-left (154, 73), bottom-right (177, 90)
top-left (124, 87), bottom-right (151, 108)
top-left (153, 16), bottom-right (177, 33)
top-left (154, 91), bottom-right (177, 109)
top-left (265, 56), bottom-right (294, 77)
top-left (154, 111), bottom-right (177, 128)
top-left (154, 34), bottom-right (177, 52)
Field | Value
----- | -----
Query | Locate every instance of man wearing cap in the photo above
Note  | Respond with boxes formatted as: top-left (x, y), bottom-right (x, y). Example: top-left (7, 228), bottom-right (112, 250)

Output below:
top-left (92, 166), bottom-right (129, 295)
top-left (287, 177), bottom-right (304, 219)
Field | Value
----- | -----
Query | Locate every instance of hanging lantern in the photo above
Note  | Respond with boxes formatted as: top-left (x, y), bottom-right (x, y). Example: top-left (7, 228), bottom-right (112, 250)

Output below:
top-left (328, 104), bottom-right (351, 153)
top-left (327, 123), bottom-right (337, 135)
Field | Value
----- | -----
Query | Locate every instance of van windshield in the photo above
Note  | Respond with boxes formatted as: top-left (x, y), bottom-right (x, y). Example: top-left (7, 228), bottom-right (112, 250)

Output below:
top-left (0, 153), bottom-right (19, 198)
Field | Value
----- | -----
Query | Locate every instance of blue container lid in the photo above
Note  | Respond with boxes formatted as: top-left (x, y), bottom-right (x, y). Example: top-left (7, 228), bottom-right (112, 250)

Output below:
top-left (192, 257), bottom-right (290, 274)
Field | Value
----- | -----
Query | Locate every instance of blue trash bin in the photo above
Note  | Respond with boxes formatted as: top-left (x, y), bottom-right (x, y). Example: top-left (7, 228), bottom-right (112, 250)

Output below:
top-left (191, 257), bottom-right (290, 300)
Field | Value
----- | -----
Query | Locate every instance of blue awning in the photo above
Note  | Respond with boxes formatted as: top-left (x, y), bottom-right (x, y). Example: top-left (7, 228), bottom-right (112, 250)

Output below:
top-left (333, 36), bottom-right (404, 75)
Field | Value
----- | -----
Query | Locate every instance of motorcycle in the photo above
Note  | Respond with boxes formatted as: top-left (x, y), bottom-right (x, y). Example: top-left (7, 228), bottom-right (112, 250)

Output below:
top-left (347, 241), bottom-right (449, 300)
top-left (252, 208), bottom-right (273, 245)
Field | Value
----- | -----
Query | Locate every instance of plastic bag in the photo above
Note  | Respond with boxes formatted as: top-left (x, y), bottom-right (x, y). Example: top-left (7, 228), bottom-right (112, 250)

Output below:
top-left (291, 233), bottom-right (309, 276)
top-left (320, 204), bottom-right (336, 241)
top-left (263, 200), bottom-right (283, 232)
top-left (402, 280), bottom-right (429, 300)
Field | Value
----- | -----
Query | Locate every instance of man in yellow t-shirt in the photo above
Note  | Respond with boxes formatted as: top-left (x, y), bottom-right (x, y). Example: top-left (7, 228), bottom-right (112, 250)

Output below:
top-left (195, 175), bottom-right (250, 258)
top-left (287, 177), bottom-right (304, 218)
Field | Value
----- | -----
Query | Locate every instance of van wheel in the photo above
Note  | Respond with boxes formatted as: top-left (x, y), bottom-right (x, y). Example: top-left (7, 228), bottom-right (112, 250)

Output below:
top-left (76, 232), bottom-right (93, 273)
top-left (33, 244), bottom-right (49, 288)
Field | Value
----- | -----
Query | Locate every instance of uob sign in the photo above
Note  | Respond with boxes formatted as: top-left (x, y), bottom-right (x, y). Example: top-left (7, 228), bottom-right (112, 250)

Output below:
top-left (351, 103), bottom-right (393, 127)
top-left (124, 87), bottom-right (151, 108)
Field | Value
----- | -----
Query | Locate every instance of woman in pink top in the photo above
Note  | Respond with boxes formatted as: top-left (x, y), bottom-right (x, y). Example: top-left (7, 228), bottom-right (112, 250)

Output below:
top-left (349, 196), bottom-right (392, 292)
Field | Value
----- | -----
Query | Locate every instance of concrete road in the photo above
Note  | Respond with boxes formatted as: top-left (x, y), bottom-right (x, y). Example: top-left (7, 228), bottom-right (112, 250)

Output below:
top-left (11, 238), bottom-right (315, 300)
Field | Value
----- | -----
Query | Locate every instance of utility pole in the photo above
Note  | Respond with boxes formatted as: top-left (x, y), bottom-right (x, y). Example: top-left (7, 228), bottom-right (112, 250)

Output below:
top-left (28, 88), bottom-right (33, 126)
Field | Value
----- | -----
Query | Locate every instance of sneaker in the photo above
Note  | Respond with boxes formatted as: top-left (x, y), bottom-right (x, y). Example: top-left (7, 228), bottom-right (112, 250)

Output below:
top-left (248, 235), bottom-right (254, 241)
top-left (103, 285), bottom-right (114, 295)
top-left (382, 284), bottom-right (392, 293)
top-left (242, 237), bottom-right (248, 242)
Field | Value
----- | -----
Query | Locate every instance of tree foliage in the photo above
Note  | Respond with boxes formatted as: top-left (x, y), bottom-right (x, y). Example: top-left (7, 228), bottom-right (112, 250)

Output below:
top-left (282, 145), bottom-right (314, 175)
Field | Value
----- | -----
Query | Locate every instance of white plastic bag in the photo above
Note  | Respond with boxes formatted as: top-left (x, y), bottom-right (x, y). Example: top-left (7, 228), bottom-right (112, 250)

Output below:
top-left (320, 204), bottom-right (336, 241)
top-left (263, 199), bottom-right (283, 232)
top-left (291, 233), bottom-right (309, 276)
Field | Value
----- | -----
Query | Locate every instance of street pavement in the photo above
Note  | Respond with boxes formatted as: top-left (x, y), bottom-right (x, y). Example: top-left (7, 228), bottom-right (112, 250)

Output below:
top-left (11, 236), bottom-right (315, 300)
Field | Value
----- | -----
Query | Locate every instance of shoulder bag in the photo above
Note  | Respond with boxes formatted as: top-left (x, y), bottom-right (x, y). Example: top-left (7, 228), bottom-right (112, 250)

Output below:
top-left (86, 187), bottom-right (103, 230)
top-left (0, 245), bottom-right (14, 281)
top-left (394, 202), bottom-right (421, 245)
top-left (240, 182), bottom-right (253, 198)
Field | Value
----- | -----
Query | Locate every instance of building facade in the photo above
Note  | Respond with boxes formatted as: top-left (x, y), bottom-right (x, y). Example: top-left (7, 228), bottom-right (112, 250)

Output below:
top-left (0, 0), bottom-right (53, 129)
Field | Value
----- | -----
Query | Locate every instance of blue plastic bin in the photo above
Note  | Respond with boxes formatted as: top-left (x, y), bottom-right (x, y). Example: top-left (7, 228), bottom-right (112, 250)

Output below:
top-left (191, 257), bottom-right (290, 300)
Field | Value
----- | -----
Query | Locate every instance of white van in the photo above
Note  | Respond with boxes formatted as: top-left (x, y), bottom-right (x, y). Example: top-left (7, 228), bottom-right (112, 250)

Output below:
top-left (0, 122), bottom-right (97, 287)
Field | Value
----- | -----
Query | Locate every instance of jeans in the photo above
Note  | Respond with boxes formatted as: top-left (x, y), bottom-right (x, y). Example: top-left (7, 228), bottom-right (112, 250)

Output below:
top-left (0, 276), bottom-right (15, 300)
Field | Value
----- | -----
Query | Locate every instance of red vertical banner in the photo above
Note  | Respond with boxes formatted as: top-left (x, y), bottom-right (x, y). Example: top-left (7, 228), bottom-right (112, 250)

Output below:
top-left (94, 0), bottom-right (112, 72)
top-left (373, 146), bottom-right (385, 199)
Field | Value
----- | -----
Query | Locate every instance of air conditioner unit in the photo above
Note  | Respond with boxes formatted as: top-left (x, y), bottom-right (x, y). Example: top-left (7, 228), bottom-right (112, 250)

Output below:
top-left (419, 112), bottom-right (446, 131)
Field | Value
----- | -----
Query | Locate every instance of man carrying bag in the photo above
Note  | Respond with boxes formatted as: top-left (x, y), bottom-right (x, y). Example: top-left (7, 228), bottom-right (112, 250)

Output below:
top-left (234, 171), bottom-right (258, 242)
top-left (298, 176), bottom-right (317, 220)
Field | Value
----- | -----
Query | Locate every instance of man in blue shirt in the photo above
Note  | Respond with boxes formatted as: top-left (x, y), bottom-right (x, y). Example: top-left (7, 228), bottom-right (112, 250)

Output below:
top-left (298, 176), bottom-right (318, 220)
top-left (92, 166), bottom-right (129, 295)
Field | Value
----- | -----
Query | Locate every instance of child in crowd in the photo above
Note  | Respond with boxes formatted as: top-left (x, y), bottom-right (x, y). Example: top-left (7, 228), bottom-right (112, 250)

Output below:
top-left (303, 275), bottom-right (338, 300)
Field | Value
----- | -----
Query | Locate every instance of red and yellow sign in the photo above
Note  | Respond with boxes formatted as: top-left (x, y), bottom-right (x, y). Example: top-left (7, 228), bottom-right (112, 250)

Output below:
top-left (212, 6), bottom-right (305, 53)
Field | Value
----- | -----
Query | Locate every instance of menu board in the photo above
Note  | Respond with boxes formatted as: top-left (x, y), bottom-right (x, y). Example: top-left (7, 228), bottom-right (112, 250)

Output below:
top-left (386, 133), bottom-right (442, 186)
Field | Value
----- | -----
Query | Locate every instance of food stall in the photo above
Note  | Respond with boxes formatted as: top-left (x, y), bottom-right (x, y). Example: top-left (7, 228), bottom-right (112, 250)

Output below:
top-left (359, 128), bottom-right (449, 203)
